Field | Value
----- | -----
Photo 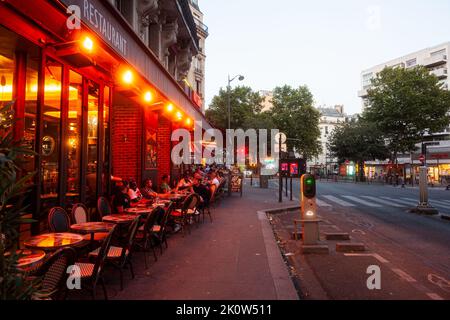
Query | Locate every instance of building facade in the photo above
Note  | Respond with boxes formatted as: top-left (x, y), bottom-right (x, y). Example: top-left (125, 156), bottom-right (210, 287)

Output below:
top-left (259, 90), bottom-right (274, 112)
top-left (0, 0), bottom-right (211, 234)
top-left (359, 42), bottom-right (450, 134)
top-left (308, 106), bottom-right (348, 175)
top-left (186, 0), bottom-right (208, 113)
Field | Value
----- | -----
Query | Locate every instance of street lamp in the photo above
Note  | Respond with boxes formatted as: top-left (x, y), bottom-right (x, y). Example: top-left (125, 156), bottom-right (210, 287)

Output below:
top-left (227, 74), bottom-right (245, 130)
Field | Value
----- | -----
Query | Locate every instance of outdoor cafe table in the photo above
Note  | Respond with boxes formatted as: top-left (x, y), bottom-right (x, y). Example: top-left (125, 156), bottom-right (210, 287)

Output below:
top-left (102, 214), bottom-right (140, 224)
top-left (24, 233), bottom-right (84, 251)
top-left (70, 222), bottom-right (115, 242)
top-left (5, 249), bottom-right (46, 270)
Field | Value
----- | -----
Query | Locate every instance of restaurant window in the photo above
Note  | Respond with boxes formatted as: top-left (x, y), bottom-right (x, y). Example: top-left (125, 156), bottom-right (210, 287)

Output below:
top-left (86, 80), bottom-right (99, 205)
top-left (102, 85), bottom-right (111, 195)
top-left (66, 70), bottom-right (83, 205)
top-left (41, 58), bottom-right (62, 204)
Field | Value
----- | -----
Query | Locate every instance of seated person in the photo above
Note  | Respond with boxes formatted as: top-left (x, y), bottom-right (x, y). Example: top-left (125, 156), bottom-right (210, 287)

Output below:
top-left (160, 174), bottom-right (172, 194)
top-left (176, 173), bottom-right (192, 191)
top-left (127, 180), bottom-right (142, 202)
top-left (113, 185), bottom-right (131, 213)
top-left (190, 174), bottom-right (211, 208)
top-left (209, 171), bottom-right (221, 189)
top-left (141, 179), bottom-right (158, 200)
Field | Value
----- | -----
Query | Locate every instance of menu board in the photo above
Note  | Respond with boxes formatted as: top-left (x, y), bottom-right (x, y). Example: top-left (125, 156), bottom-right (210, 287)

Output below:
top-left (230, 173), bottom-right (243, 197)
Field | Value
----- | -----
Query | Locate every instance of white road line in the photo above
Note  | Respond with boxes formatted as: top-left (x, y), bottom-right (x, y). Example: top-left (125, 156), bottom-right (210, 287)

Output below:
top-left (402, 197), bottom-right (449, 209)
top-left (342, 196), bottom-right (382, 207)
top-left (316, 198), bottom-right (332, 207)
top-left (380, 197), bottom-right (415, 206)
top-left (426, 293), bottom-right (444, 300)
top-left (323, 195), bottom-right (355, 207)
top-left (343, 253), bottom-right (389, 264)
top-left (391, 268), bottom-right (417, 283)
top-left (361, 196), bottom-right (403, 208)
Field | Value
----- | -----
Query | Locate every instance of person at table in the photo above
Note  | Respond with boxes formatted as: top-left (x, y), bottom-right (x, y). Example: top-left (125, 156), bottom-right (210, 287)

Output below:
top-left (160, 175), bottom-right (172, 194)
top-left (190, 174), bottom-right (211, 208)
top-left (128, 180), bottom-right (143, 202)
top-left (113, 185), bottom-right (131, 213)
top-left (141, 179), bottom-right (158, 200)
top-left (176, 173), bottom-right (192, 191)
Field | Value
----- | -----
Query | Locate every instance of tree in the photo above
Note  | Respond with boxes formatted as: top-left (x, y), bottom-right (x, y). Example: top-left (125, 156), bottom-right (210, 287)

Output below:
top-left (270, 85), bottom-right (322, 160)
top-left (363, 66), bottom-right (450, 162)
top-left (0, 101), bottom-right (40, 300)
top-left (206, 86), bottom-right (267, 131)
top-left (328, 118), bottom-right (390, 181)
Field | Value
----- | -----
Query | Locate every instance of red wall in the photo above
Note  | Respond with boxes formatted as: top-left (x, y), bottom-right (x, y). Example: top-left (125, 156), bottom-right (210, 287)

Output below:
top-left (111, 104), bottom-right (143, 185)
top-left (157, 115), bottom-right (172, 185)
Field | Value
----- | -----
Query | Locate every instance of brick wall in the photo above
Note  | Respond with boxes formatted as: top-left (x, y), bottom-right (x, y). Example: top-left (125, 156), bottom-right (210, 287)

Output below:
top-left (157, 114), bottom-right (172, 185)
top-left (111, 104), bottom-right (143, 186)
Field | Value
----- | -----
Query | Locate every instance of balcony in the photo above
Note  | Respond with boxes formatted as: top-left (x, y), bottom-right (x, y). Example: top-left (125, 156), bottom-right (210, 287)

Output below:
top-left (431, 68), bottom-right (448, 79)
top-left (358, 88), bottom-right (368, 97)
top-left (423, 54), bottom-right (447, 68)
top-left (194, 67), bottom-right (203, 76)
top-left (195, 19), bottom-right (209, 36)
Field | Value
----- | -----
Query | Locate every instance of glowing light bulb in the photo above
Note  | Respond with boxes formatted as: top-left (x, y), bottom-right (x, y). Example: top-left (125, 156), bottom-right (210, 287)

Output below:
top-left (166, 104), bottom-right (174, 112)
top-left (82, 36), bottom-right (94, 52)
top-left (144, 91), bottom-right (152, 102)
top-left (123, 70), bottom-right (133, 84)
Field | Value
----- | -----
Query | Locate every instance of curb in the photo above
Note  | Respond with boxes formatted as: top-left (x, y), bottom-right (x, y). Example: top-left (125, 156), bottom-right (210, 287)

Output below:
top-left (257, 209), bottom-right (299, 300)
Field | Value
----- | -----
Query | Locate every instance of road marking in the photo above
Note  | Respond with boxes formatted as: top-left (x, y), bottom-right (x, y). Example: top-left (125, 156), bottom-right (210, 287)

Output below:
top-left (402, 197), bottom-right (450, 209)
top-left (316, 198), bottom-right (332, 207)
top-left (352, 229), bottom-right (366, 235)
top-left (391, 268), bottom-right (417, 283)
top-left (323, 195), bottom-right (355, 207)
top-left (343, 253), bottom-right (389, 264)
top-left (380, 197), bottom-right (415, 206)
top-left (342, 196), bottom-right (382, 207)
top-left (428, 274), bottom-right (450, 292)
top-left (426, 293), bottom-right (444, 300)
top-left (361, 196), bottom-right (403, 208)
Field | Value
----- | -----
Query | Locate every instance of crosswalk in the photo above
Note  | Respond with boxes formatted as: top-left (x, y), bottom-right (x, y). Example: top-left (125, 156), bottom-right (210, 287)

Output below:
top-left (317, 194), bottom-right (450, 211)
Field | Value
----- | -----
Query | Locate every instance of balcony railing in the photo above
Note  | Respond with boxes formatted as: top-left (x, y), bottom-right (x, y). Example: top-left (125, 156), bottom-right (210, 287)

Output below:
top-left (195, 19), bottom-right (209, 35)
top-left (431, 68), bottom-right (448, 79)
top-left (423, 54), bottom-right (447, 67)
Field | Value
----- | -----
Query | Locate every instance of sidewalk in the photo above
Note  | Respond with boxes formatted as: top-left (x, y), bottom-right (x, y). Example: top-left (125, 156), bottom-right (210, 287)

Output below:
top-left (109, 182), bottom-right (298, 300)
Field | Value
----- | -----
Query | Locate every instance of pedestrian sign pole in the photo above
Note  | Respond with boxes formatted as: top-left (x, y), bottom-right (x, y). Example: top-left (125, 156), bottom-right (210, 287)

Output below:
top-left (300, 174), bottom-right (320, 245)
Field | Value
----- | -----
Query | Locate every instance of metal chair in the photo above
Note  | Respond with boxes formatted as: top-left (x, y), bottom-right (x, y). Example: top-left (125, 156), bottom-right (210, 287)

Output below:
top-left (88, 217), bottom-right (140, 291)
top-left (71, 203), bottom-right (89, 224)
top-left (74, 225), bottom-right (116, 300)
top-left (97, 197), bottom-right (112, 220)
top-left (135, 206), bottom-right (164, 269)
top-left (48, 207), bottom-right (70, 232)
top-left (31, 247), bottom-right (77, 300)
top-left (171, 193), bottom-right (201, 236)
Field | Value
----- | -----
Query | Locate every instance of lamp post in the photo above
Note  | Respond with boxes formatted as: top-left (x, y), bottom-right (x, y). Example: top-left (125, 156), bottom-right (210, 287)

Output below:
top-left (227, 74), bottom-right (245, 130)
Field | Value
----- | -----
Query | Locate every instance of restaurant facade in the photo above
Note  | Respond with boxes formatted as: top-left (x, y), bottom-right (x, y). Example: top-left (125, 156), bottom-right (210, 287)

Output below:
top-left (0, 0), bottom-right (212, 234)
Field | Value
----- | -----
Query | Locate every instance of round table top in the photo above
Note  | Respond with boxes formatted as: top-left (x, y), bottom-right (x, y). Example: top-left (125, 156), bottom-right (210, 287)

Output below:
top-left (24, 233), bottom-right (84, 250)
top-left (70, 222), bottom-right (115, 234)
top-left (168, 193), bottom-right (187, 200)
top-left (102, 214), bottom-right (139, 224)
top-left (125, 207), bottom-right (154, 215)
top-left (5, 249), bottom-right (46, 269)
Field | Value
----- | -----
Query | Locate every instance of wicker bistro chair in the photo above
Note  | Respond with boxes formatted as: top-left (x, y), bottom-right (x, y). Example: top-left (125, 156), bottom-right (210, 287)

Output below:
top-left (48, 207), bottom-right (71, 232)
top-left (135, 206), bottom-right (165, 269)
top-left (71, 203), bottom-right (89, 224)
top-left (88, 217), bottom-right (140, 291)
top-left (153, 202), bottom-right (174, 254)
top-left (74, 225), bottom-right (117, 300)
top-left (30, 247), bottom-right (77, 300)
top-left (171, 193), bottom-right (201, 236)
top-left (97, 196), bottom-right (112, 220)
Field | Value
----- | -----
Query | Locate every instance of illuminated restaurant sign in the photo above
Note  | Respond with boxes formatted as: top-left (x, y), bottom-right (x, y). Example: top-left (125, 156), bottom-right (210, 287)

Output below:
top-left (63, 0), bottom-right (128, 57)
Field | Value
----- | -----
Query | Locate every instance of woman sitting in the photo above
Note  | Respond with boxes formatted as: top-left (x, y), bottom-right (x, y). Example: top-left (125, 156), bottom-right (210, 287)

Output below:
top-left (127, 180), bottom-right (143, 202)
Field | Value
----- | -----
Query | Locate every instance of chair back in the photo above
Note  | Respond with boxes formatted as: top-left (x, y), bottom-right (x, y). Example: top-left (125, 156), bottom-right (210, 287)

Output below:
top-left (182, 193), bottom-right (200, 212)
top-left (92, 225), bottom-right (116, 282)
top-left (71, 203), bottom-right (88, 224)
top-left (120, 217), bottom-right (140, 261)
top-left (35, 247), bottom-right (77, 299)
top-left (97, 197), bottom-right (112, 218)
top-left (158, 203), bottom-right (174, 237)
top-left (48, 207), bottom-right (70, 232)
top-left (142, 207), bottom-right (163, 236)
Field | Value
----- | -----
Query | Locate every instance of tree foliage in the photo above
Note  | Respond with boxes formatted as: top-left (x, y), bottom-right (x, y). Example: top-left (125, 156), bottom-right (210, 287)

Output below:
top-left (270, 85), bottom-right (322, 160)
top-left (363, 66), bottom-right (450, 160)
top-left (0, 101), bottom-right (40, 300)
top-left (206, 86), bottom-right (271, 131)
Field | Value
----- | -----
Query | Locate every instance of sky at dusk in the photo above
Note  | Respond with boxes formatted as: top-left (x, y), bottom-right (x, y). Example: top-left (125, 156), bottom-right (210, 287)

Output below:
top-left (200, 0), bottom-right (450, 115)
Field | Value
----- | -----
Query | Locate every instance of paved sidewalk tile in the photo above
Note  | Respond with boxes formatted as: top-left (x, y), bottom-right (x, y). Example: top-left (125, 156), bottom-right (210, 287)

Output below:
top-left (111, 184), bottom-right (299, 300)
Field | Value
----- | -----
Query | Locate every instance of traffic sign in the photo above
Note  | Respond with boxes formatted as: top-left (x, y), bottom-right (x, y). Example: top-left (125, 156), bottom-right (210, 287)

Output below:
top-left (419, 154), bottom-right (425, 163)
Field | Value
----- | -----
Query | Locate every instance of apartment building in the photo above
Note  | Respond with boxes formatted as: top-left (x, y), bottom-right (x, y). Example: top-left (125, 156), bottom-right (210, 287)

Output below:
top-left (308, 106), bottom-right (348, 174)
top-left (186, 0), bottom-right (209, 113)
top-left (359, 42), bottom-right (450, 118)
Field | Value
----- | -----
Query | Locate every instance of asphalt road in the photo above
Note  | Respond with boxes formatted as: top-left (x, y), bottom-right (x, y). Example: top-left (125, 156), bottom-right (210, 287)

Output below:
top-left (268, 178), bottom-right (450, 300)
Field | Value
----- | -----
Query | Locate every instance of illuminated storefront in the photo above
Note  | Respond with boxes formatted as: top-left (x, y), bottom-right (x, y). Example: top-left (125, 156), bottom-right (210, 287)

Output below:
top-left (0, 0), bottom-right (211, 234)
